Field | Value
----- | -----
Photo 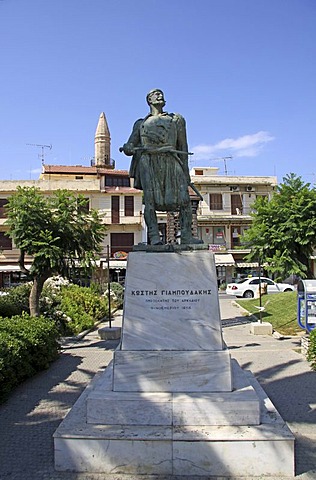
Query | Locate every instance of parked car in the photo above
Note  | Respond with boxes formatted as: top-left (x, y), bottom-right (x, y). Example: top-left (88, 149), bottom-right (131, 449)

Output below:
top-left (225, 277), bottom-right (295, 298)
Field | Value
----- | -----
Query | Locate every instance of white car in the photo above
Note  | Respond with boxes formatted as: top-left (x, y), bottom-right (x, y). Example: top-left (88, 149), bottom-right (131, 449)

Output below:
top-left (225, 277), bottom-right (295, 298)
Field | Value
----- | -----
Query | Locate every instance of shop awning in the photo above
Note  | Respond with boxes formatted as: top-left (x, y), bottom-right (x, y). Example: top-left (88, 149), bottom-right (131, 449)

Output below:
top-left (109, 260), bottom-right (127, 269)
top-left (235, 262), bottom-right (259, 268)
top-left (214, 253), bottom-right (235, 266)
top-left (99, 259), bottom-right (127, 270)
top-left (0, 265), bottom-right (32, 272)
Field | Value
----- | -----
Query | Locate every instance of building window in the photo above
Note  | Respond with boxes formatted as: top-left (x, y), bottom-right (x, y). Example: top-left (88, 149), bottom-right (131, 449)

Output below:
top-left (111, 233), bottom-right (134, 256)
top-left (111, 196), bottom-right (120, 224)
top-left (124, 196), bottom-right (134, 216)
top-left (105, 175), bottom-right (130, 187)
top-left (75, 176), bottom-right (84, 180)
top-left (195, 169), bottom-right (204, 175)
top-left (0, 199), bottom-right (8, 218)
top-left (231, 194), bottom-right (243, 215)
top-left (213, 226), bottom-right (225, 244)
top-left (204, 226), bottom-right (226, 246)
top-left (231, 226), bottom-right (242, 247)
top-left (209, 193), bottom-right (223, 210)
top-left (0, 232), bottom-right (12, 250)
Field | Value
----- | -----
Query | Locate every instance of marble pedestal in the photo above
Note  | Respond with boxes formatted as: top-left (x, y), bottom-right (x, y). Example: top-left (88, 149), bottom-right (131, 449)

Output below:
top-left (54, 250), bottom-right (294, 477)
top-left (250, 321), bottom-right (273, 335)
top-left (98, 326), bottom-right (121, 340)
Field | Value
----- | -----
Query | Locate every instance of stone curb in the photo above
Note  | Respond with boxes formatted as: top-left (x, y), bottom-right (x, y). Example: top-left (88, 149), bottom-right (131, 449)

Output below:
top-left (231, 300), bottom-right (256, 320)
top-left (231, 300), bottom-right (301, 340)
top-left (58, 307), bottom-right (121, 347)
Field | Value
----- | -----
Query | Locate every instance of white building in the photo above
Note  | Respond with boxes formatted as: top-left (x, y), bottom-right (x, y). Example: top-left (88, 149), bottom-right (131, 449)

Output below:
top-left (191, 166), bottom-right (278, 284)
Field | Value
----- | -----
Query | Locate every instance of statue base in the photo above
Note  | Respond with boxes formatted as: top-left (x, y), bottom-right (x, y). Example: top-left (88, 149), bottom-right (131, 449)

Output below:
top-left (54, 250), bottom-right (294, 477)
top-left (133, 242), bottom-right (208, 252)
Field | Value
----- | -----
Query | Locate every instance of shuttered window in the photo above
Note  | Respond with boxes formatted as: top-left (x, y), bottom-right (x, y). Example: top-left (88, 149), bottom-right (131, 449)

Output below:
top-left (111, 233), bottom-right (134, 256)
top-left (209, 194), bottom-right (223, 210)
top-left (124, 196), bottom-right (134, 216)
top-left (0, 232), bottom-right (12, 250)
top-left (111, 196), bottom-right (120, 224)
top-left (0, 199), bottom-right (8, 218)
top-left (105, 175), bottom-right (130, 187)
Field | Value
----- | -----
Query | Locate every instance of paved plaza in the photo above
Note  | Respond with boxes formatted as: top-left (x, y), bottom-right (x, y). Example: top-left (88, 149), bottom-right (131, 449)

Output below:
top-left (0, 296), bottom-right (315, 479)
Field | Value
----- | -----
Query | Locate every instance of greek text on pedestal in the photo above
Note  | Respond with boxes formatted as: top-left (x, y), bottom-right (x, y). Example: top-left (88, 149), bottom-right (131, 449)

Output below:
top-left (130, 289), bottom-right (212, 296)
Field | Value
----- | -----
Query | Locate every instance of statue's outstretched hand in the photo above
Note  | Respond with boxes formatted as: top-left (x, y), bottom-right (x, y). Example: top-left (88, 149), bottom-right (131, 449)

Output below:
top-left (119, 143), bottom-right (135, 156)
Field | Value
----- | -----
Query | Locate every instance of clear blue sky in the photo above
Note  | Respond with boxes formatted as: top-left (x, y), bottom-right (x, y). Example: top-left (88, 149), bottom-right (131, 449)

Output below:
top-left (1, 0), bottom-right (315, 183)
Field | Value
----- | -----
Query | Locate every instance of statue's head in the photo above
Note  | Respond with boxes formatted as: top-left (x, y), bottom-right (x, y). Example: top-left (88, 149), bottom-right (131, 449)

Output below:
top-left (146, 89), bottom-right (165, 107)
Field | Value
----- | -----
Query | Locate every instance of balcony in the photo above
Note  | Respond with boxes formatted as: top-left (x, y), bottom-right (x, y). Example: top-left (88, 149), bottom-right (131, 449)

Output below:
top-left (91, 158), bottom-right (116, 169)
top-left (198, 205), bottom-right (253, 217)
top-left (103, 213), bottom-right (143, 225)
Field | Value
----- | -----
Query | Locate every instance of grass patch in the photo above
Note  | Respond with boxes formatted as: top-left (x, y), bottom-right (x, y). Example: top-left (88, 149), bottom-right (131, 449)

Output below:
top-left (235, 291), bottom-right (301, 336)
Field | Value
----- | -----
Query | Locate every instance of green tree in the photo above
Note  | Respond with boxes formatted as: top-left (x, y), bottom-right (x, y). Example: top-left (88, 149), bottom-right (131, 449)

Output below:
top-left (244, 173), bottom-right (316, 280)
top-left (5, 187), bottom-right (107, 316)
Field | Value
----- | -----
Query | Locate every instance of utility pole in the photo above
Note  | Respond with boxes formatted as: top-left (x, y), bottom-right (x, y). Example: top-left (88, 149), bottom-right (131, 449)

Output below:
top-left (27, 143), bottom-right (52, 164)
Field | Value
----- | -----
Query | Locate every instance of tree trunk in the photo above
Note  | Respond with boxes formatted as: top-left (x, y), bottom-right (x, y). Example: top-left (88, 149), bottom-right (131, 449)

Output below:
top-left (298, 252), bottom-right (314, 279)
top-left (29, 273), bottom-right (50, 317)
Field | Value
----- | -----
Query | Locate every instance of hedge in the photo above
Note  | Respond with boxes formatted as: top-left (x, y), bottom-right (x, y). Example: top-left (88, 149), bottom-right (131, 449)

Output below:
top-left (307, 329), bottom-right (316, 371)
top-left (0, 314), bottom-right (59, 403)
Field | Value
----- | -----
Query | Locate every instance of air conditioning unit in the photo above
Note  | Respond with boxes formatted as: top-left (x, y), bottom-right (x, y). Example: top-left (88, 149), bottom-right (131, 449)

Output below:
top-left (230, 185), bottom-right (239, 192)
top-left (246, 185), bottom-right (255, 192)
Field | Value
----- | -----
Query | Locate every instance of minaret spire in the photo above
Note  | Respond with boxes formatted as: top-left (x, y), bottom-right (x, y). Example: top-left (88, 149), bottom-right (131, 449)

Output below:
top-left (94, 112), bottom-right (111, 167)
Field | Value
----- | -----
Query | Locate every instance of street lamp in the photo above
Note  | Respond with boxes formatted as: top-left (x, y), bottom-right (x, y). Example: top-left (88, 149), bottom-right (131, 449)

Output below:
top-left (107, 245), bottom-right (112, 328)
top-left (258, 254), bottom-right (263, 323)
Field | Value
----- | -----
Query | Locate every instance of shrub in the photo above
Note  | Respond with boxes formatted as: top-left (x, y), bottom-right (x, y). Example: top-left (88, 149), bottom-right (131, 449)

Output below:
top-left (59, 284), bottom-right (108, 335)
top-left (307, 329), bottom-right (316, 371)
top-left (0, 333), bottom-right (28, 399)
top-left (0, 283), bottom-right (31, 317)
top-left (109, 282), bottom-right (124, 307)
top-left (0, 314), bottom-right (59, 402)
top-left (89, 281), bottom-right (104, 295)
top-left (0, 293), bottom-right (20, 318)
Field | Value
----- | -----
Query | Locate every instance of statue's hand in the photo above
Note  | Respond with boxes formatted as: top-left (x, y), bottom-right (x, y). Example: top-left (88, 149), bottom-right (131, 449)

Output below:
top-left (120, 143), bottom-right (135, 156)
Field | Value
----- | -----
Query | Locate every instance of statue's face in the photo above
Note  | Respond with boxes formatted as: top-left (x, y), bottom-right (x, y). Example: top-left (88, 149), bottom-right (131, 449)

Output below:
top-left (147, 90), bottom-right (165, 107)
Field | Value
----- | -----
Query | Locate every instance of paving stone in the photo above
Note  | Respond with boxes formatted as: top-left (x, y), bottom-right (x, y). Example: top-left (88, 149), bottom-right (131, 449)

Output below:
top-left (0, 303), bottom-right (315, 479)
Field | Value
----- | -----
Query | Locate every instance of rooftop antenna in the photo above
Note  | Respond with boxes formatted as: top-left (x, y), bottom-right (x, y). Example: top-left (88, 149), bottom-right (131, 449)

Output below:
top-left (27, 143), bottom-right (52, 164)
top-left (211, 156), bottom-right (233, 175)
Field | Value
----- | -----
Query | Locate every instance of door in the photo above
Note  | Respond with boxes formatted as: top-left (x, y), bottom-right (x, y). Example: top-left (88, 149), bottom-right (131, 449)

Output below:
top-left (231, 194), bottom-right (242, 215)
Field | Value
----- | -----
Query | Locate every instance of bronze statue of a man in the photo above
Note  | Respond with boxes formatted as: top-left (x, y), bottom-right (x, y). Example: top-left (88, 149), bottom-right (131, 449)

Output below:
top-left (121, 89), bottom-right (202, 245)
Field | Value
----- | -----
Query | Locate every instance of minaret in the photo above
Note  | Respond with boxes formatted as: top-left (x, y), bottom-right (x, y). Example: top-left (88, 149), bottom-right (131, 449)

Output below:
top-left (94, 112), bottom-right (111, 167)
